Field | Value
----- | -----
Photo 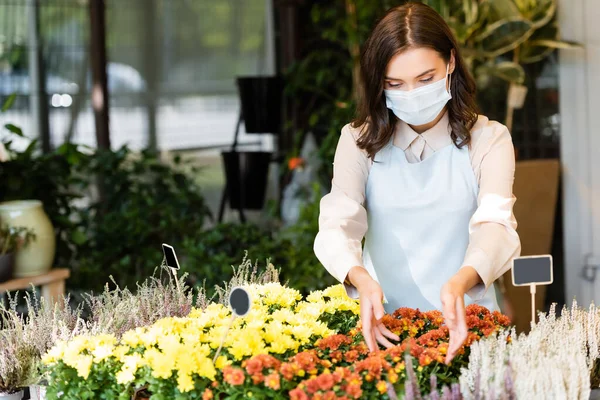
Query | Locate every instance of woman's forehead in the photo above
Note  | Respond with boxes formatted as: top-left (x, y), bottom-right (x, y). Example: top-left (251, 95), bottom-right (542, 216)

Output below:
top-left (385, 47), bottom-right (445, 80)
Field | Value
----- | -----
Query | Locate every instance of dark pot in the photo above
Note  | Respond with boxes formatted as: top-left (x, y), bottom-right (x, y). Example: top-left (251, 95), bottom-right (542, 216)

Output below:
top-left (236, 76), bottom-right (283, 134)
top-left (0, 253), bottom-right (15, 283)
top-left (222, 151), bottom-right (271, 210)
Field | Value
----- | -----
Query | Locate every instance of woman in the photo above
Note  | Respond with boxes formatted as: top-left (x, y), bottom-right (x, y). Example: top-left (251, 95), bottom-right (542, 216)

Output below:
top-left (314, 2), bottom-right (521, 364)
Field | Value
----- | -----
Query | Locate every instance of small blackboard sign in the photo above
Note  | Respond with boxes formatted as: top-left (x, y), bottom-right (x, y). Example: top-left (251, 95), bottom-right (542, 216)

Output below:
top-left (511, 255), bottom-right (553, 286)
top-left (162, 243), bottom-right (181, 271)
top-left (229, 287), bottom-right (251, 317)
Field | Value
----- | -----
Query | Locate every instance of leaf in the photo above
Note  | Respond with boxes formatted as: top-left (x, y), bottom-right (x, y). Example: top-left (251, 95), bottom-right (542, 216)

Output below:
top-left (493, 62), bottom-right (526, 84)
top-left (462, 0), bottom-right (479, 26)
top-left (23, 139), bottom-right (38, 158)
top-left (528, 0), bottom-right (556, 30)
top-left (489, 0), bottom-right (520, 19)
top-left (475, 61), bottom-right (525, 85)
top-left (1, 93), bottom-right (16, 112)
top-left (4, 123), bottom-right (23, 137)
top-left (528, 39), bottom-right (582, 49)
top-left (71, 230), bottom-right (87, 246)
top-left (519, 22), bottom-right (582, 64)
top-left (475, 17), bottom-right (534, 58)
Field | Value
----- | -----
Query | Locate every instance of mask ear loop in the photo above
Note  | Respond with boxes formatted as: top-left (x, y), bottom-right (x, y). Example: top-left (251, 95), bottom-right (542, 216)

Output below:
top-left (446, 63), bottom-right (452, 95)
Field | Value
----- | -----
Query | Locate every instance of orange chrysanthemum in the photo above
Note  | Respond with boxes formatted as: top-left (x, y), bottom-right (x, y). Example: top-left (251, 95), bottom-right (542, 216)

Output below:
top-left (223, 366), bottom-right (245, 386)
top-left (202, 388), bottom-right (213, 400)
top-left (265, 372), bottom-right (281, 390)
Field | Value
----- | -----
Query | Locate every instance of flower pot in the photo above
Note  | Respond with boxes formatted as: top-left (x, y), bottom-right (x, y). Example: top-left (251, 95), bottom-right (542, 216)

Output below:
top-left (236, 76), bottom-right (283, 134)
top-left (507, 83), bottom-right (528, 109)
top-left (0, 252), bottom-right (15, 283)
top-left (0, 390), bottom-right (24, 400)
top-left (29, 385), bottom-right (47, 400)
top-left (221, 151), bottom-right (272, 210)
top-left (0, 200), bottom-right (55, 278)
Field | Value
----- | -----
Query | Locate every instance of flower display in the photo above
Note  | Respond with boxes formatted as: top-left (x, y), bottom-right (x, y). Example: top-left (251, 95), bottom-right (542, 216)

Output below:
top-left (42, 282), bottom-right (511, 399)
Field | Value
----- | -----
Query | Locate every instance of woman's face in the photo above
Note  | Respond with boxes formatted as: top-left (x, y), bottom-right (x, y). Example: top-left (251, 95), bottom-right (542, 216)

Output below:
top-left (384, 47), bottom-right (455, 92)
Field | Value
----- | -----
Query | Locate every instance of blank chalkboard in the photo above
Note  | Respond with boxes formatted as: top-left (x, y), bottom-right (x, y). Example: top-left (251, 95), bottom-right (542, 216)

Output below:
top-left (230, 287), bottom-right (251, 316)
top-left (511, 255), bottom-right (553, 286)
top-left (162, 243), bottom-right (181, 270)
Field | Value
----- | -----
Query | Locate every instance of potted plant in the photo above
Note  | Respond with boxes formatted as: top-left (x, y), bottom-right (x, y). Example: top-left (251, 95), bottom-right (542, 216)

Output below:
top-left (0, 329), bottom-right (38, 399)
top-left (422, 0), bottom-right (581, 132)
top-left (0, 225), bottom-right (35, 283)
top-left (219, 76), bottom-right (283, 221)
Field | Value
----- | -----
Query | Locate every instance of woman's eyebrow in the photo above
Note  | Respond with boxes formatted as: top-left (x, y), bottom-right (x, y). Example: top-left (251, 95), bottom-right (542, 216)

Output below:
top-left (385, 68), bottom-right (436, 80)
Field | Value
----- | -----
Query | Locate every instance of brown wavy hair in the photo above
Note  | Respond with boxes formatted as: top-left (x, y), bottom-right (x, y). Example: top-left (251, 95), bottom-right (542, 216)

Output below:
top-left (353, 2), bottom-right (479, 159)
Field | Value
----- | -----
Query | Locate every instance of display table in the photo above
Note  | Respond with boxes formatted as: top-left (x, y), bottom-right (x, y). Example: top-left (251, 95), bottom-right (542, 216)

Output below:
top-left (0, 268), bottom-right (70, 305)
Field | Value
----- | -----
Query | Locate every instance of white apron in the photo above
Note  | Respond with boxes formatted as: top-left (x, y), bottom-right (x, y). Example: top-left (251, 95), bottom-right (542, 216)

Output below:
top-left (363, 140), bottom-right (499, 314)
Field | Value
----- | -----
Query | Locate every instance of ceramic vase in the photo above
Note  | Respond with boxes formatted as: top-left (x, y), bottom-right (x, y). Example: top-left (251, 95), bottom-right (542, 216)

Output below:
top-left (0, 200), bottom-right (56, 277)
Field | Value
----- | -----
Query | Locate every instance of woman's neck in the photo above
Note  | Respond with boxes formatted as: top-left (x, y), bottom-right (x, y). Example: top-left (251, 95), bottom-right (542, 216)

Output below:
top-left (408, 108), bottom-right (447, 134)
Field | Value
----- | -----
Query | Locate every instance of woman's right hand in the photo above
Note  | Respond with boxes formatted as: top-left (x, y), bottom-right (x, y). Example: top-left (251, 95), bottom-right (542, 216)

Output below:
top-left (348, 266), bottom-right (400, 352)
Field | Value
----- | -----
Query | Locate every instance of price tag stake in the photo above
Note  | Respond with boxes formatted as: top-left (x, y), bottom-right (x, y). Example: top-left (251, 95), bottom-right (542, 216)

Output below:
top-left (511, 255), bottom-right (553, 325)
top-left (213, 287), bottom-right (252, 364)
top-left (162, 243), bottom-right (181, 292)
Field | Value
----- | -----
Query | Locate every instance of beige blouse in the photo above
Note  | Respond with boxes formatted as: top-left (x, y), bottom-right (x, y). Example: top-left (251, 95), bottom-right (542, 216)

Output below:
top-left (314, 111), bottom-right (521, 301)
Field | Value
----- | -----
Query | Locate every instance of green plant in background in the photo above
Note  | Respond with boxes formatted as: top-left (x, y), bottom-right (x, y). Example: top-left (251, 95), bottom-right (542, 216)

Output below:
top-left (279, 182), bottom-right (336, 293)
top-left (1, 94), bottom-right (213, 292)
top-left (285, 0), bottom-right (579, 179)
top-left (0, 225), bottom-right (35, 255)
top-left (66, 147), bottom-right (213, 292)
top-left (180, 222), bottom-right (281, 297)
top-left (284, 0), bottom-right (397, 186)
top-left (180, 203), bottom-right (335, 298)
top-left (1, 95), bottom-right (85, 271)
top-left (423, 0), bottom-right (580, 131)
top-left (0, 143), bottom-right (214, 292)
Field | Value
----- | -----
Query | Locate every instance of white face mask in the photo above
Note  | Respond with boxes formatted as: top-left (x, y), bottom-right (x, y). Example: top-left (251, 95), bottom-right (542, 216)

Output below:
top-left (384, 64), bottom-right (452, 126)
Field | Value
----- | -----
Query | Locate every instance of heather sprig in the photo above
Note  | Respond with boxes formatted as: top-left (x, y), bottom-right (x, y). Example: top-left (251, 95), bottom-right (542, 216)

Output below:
top-left (83, 265), bottom-right (196, 338)
top-left (0, 326), bottom-right (39, 393)
top-left (460, 301), bottom-right (600, 399)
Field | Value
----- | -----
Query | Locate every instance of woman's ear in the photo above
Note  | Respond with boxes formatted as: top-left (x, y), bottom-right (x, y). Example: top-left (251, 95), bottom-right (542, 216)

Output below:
top-left (449, 49), bottom-right (456, 75)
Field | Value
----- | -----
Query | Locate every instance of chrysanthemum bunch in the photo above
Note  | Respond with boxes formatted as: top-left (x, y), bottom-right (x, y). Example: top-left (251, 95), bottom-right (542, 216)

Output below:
top-left (42, 283), bottom-right (357, 398)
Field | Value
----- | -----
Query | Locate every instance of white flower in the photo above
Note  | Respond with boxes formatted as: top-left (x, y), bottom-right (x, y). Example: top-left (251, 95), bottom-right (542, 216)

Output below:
top-left (460, 300), bottom-right (598, 399)
top-left (0, 142), bottom-right (9, 162)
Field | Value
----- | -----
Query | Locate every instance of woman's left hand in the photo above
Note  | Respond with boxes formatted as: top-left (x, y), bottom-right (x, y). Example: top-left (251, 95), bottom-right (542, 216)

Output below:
top-left (440, 277), bottom-right (468, 365)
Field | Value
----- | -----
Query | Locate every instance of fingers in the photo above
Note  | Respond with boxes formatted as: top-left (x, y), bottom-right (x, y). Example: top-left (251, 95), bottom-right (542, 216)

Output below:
top-left (371, 293), bottom-right (385, 321)
top-left (360, 298), bottom-right (377, 352)
top-left (359, 282), bottom-right (397, 352)
top-left (374, 326), bottom-right (396, 349)
top-left (441, 290), bottom-right (457, 330)
top-left (445, 295), bottom-right (467, 365)
top-left (377, 323), bottom-right (400, 342)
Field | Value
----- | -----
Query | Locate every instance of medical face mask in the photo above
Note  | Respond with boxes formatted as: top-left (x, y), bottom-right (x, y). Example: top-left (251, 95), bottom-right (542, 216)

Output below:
top-left (384, 64), bottom-right (452, 126)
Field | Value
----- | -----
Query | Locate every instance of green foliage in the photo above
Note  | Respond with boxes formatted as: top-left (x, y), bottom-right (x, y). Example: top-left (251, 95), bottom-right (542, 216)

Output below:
top-left (69, 147), bottom-right (212, 291)
top-left (285, 1), bottom-right (401, 184)
top-left (0, 225), bottom-right (35, 255)
top-left (318, 309), bottom-right (359, 335)
top-left (45, 360), bottom-right (132, 400)
top-left (423, 0), bottom-right (580, 87)
top-left (0, 133), bottom-right (212, 291)
top-left (181, 204), bottom-right (336, 298)
top-left (279, 183), bottom-right (335, 294)
top-left (285, 0), bottom-right (579, 179)
top-left (180, 222), bottom-right (281, 297)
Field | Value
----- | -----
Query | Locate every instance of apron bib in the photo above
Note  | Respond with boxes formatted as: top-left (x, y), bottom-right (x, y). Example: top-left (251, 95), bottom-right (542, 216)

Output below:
top-left (363, 141), bottom-right (499, 314)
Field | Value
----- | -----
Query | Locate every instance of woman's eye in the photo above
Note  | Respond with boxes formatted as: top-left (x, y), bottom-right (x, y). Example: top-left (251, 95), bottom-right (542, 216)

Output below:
top-left (387, 82), bottom-right (402, 88)
top-left (420, 77), bottom-right (433, 83)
